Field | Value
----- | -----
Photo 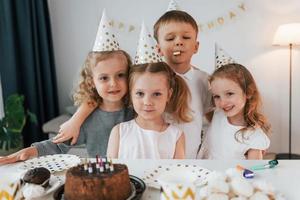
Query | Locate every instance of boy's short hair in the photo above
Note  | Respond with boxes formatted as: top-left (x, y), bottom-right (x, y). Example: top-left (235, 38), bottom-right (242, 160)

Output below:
top-left (153, 10), bottom-right (198, 41)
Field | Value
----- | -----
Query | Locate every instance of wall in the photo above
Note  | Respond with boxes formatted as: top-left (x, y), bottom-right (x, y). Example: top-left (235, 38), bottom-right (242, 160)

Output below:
top-left (47, 0), bottom-right (300, 154)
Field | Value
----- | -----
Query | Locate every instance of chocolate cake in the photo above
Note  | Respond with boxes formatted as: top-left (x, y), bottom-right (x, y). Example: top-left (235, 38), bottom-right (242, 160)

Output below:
top-left (64, 163), bottom-right (132, 200)
top-left (23, 167), bottom-right (51, 187)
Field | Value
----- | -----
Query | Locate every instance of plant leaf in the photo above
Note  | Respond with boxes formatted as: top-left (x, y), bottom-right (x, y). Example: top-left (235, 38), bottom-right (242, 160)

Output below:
top-left (27, 110), bottom-right (38, 124)
top-left (3, 94), bottom-right (26, 133)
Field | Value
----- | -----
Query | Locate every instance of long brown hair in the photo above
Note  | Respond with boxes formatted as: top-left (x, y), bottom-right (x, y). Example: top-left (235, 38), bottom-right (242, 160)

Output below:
top-left (129, 62), bottom-right (192, 123)
top-left (73, 50), bottom-right (132, 107)
top-left (210, 63), bottom-right (271, 138)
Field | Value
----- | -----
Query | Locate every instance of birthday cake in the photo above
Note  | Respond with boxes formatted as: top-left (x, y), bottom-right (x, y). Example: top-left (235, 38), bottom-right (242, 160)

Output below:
top-left (64, 162), bottom-right (132, 200)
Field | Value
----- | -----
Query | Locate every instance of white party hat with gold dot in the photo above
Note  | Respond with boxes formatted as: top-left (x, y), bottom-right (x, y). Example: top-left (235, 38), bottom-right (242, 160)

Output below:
top-left (134, 22), bottom-right (163, 64)
top-left (166, 0), bottom-right (180, 11)
top-left (92, 9), bottom-right (120, 52)
top-left (215, 43), bottom-right (236, 69)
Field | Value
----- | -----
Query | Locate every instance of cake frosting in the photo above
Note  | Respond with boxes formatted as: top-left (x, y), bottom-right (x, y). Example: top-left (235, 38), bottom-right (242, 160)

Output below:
top-left (22, 183), bottom-right (45, 199)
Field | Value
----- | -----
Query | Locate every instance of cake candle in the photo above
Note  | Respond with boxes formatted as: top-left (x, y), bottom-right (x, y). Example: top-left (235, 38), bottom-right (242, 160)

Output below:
top-left (96, 155), bottom-right (100, 172)
top-left (105, 157), bottom-right (110, 171)
top-left (88, 160), bottom-right (93, 174)
top-left (99, 158), bottom-right (104, 173)
top-left (83, 158), bottom-right (88, 172)
top-left (109, 158), bottom-right (114, 172)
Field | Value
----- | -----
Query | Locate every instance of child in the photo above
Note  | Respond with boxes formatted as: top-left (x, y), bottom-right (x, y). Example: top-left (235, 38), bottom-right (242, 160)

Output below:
top-left (153, 10), bottom-right (212, 158)
top-left (0, 50), bottom-right (133, 164)
top-left (54, 10), bottom-right (211, 159)
top-left (199, 63), bottom-right (271, 159)
top-left (107, 61), bottom-right (191, 159)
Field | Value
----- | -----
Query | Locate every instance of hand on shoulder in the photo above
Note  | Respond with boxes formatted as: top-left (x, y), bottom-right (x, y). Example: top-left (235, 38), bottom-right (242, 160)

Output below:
top-left (52, 118), bottom-right (80, 145)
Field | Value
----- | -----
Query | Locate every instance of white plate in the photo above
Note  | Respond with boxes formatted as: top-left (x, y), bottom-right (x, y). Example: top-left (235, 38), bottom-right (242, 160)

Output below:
top-left (19, 154), bottom-right (81, 173)
top-left (127, 182), bottom-right (136, 200)
top-left (142, 164), bottom-right (211, 189)
top-left (20, 175), bottom-right (64, 200)
top-left (46, 175), bottom-right (64, 194)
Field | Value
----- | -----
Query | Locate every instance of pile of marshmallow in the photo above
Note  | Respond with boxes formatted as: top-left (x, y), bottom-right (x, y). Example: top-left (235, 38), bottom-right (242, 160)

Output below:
top-left (197, 169), bottom-right (285, 200)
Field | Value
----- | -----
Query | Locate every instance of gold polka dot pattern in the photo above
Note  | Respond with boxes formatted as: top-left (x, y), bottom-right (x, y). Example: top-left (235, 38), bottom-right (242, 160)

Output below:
top-left (93, 10), bottom-right (120, 52)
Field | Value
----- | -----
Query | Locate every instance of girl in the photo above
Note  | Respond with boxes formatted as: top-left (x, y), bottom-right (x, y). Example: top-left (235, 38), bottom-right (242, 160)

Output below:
top-left (0, 50), bottom-right (133, 164)
top-left (107, 61), bottom-right (192, 159)
top-left (199, 63), bottom-right (271, 160)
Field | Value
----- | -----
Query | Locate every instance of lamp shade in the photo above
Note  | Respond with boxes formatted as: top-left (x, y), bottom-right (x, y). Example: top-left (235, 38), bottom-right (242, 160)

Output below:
top-left (273, 23), bottom-right (300, 46)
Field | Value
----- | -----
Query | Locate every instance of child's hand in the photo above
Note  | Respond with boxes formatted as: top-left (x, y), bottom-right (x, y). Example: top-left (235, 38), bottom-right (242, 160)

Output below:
top-left (52, 119), bottom-right (80, 145)
top-left (0, 147), bottom-right (38, 165)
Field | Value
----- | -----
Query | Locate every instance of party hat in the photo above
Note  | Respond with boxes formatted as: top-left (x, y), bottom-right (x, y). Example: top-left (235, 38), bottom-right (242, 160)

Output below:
top-left (92, 9), bottom-right (120, 52)
top-left (166, 0), bottom-right (180, 11)
top-left (134, 22), bottom-right (163, 64)
top-left (215, 43), bottom-right (236, 69)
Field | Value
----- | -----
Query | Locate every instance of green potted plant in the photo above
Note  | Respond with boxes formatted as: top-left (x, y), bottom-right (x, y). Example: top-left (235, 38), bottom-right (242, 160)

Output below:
top-left (0, 94), bottom-right (37, 155)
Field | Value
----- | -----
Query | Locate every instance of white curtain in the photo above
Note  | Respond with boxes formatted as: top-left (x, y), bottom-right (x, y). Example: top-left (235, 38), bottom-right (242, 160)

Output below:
top-left (0, 75), bottom-right (4, 119)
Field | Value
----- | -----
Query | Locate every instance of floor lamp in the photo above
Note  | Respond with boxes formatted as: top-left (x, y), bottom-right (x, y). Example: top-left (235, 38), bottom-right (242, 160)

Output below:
top-left (273, 23), bottom-right (300, 159)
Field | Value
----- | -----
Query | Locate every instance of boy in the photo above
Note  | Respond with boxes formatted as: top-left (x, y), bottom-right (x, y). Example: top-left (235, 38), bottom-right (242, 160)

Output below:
top-left (54, 10), bottom-right (211, 159)
top-left (153, 10), bottom-right (211, 158)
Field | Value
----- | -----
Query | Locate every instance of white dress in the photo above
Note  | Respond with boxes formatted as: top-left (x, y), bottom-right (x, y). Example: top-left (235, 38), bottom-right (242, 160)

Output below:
top-left (198, 109), bottom-right (270, 159)
top-left (118, 119), bottom-right (183, 159)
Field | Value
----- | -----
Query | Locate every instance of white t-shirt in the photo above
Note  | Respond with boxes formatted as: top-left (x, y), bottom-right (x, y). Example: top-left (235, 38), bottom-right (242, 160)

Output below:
top-left (118, 119), bottom-right (183, 159)
top-left (172, 66), bottom-right (211, 159)
top-left (198, 109), bottom-right (270, 159)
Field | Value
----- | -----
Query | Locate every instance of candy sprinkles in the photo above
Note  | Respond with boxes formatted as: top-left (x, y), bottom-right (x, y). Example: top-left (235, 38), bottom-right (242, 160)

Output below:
top-left (81, 156), bottom-right (115, 174)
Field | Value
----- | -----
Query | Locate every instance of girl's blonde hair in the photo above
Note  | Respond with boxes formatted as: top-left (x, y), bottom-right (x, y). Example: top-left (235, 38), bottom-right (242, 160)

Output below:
top-left (73, 50), bottom-right (132, 107)
top-left (129, 62), bottom-right (192, 123)
top-left (210, 63), bottom-right (271, 138)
